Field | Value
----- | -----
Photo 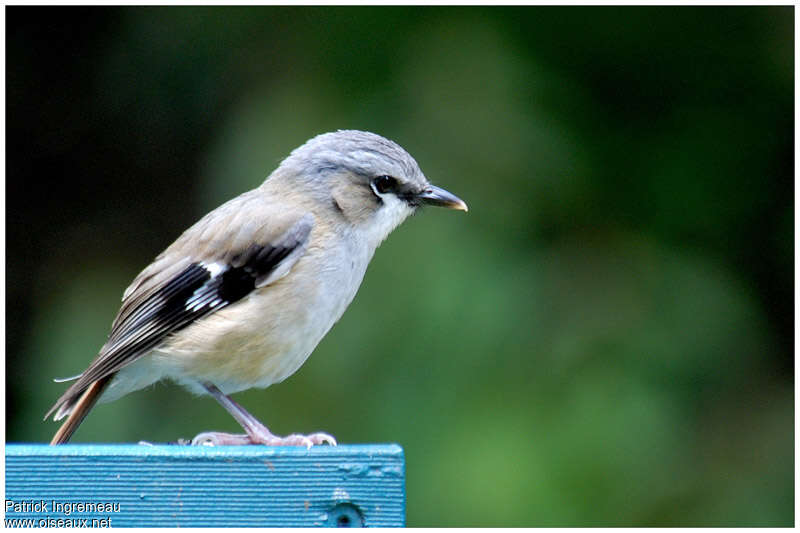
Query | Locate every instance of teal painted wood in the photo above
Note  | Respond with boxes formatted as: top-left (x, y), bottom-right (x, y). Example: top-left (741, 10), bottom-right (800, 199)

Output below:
top-left (5, 443), bottom-right (405, 527)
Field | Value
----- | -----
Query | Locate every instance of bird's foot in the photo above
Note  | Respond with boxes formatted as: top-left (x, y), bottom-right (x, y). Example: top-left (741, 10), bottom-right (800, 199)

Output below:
top-left (191, 430), bottom-right (337, 448)
top-left (272, 432), bottom-right (337, 448)
top-left (191, 432), bottom-right (252, 446)
top-left (193, 383), bottom-right (336, 447)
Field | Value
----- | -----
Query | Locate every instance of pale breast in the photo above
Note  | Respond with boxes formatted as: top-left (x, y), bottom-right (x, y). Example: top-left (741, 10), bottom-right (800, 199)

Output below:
top-left (151, 225), bottom-right (372, 395)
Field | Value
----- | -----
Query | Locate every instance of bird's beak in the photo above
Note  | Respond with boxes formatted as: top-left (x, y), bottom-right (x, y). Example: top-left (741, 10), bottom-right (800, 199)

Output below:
top-left (415, 185), bottom-right (469, 212)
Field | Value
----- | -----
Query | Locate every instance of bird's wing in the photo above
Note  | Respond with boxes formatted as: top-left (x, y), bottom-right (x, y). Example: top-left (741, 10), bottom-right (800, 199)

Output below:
top-left (46, 192), bottom-right (314, 420)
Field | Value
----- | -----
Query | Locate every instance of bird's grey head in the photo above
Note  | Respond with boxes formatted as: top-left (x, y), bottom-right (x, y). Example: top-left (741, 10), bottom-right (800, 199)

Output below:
top-left (269, 130), bottom-right (467, 247)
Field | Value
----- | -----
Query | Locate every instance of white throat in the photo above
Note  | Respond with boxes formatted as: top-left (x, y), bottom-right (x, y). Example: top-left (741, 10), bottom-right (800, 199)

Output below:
top-left (363, 194), bottom-right (415, 251)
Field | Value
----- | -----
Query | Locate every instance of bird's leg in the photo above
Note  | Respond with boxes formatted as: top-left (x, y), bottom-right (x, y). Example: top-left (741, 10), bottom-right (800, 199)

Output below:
top-left (190, 382), bottom-right (337, 448)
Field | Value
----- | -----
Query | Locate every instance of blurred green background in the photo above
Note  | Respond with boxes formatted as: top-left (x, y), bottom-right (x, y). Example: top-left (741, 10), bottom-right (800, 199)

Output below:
top-left (6, 6), bottom-right (793, 526)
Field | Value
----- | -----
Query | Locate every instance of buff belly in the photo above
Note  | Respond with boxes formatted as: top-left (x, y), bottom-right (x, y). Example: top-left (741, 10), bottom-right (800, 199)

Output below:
top-left (101, 242), bottom-right (365, 403)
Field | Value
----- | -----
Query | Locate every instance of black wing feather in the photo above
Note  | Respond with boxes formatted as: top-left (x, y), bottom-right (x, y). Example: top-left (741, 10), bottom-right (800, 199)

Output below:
top-left (45, 223), bottom-right (307, 421)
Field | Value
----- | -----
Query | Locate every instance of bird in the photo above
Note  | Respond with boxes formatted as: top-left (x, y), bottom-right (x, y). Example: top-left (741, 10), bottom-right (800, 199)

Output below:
top-left (46, 129), bottom-right (468, 446)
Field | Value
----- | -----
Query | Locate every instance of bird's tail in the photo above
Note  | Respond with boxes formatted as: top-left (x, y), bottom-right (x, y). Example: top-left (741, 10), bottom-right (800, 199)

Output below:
top-left (48, 375), bottom-right (113, 445)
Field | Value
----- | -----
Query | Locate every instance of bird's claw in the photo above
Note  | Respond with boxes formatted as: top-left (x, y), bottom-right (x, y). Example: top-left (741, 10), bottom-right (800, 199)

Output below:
top-left (280, 432), bottom-right (337, 448)
top-left (189, 430), bottom-right (337, 448)
top-left (191, 431), bottom-right (252, 446)
top-left (310, 432), bottom-right (337, 446)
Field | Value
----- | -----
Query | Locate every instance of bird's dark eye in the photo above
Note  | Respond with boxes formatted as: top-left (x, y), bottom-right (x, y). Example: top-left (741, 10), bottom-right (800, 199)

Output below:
top-left (372, 175), bottom-right (398, 194)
